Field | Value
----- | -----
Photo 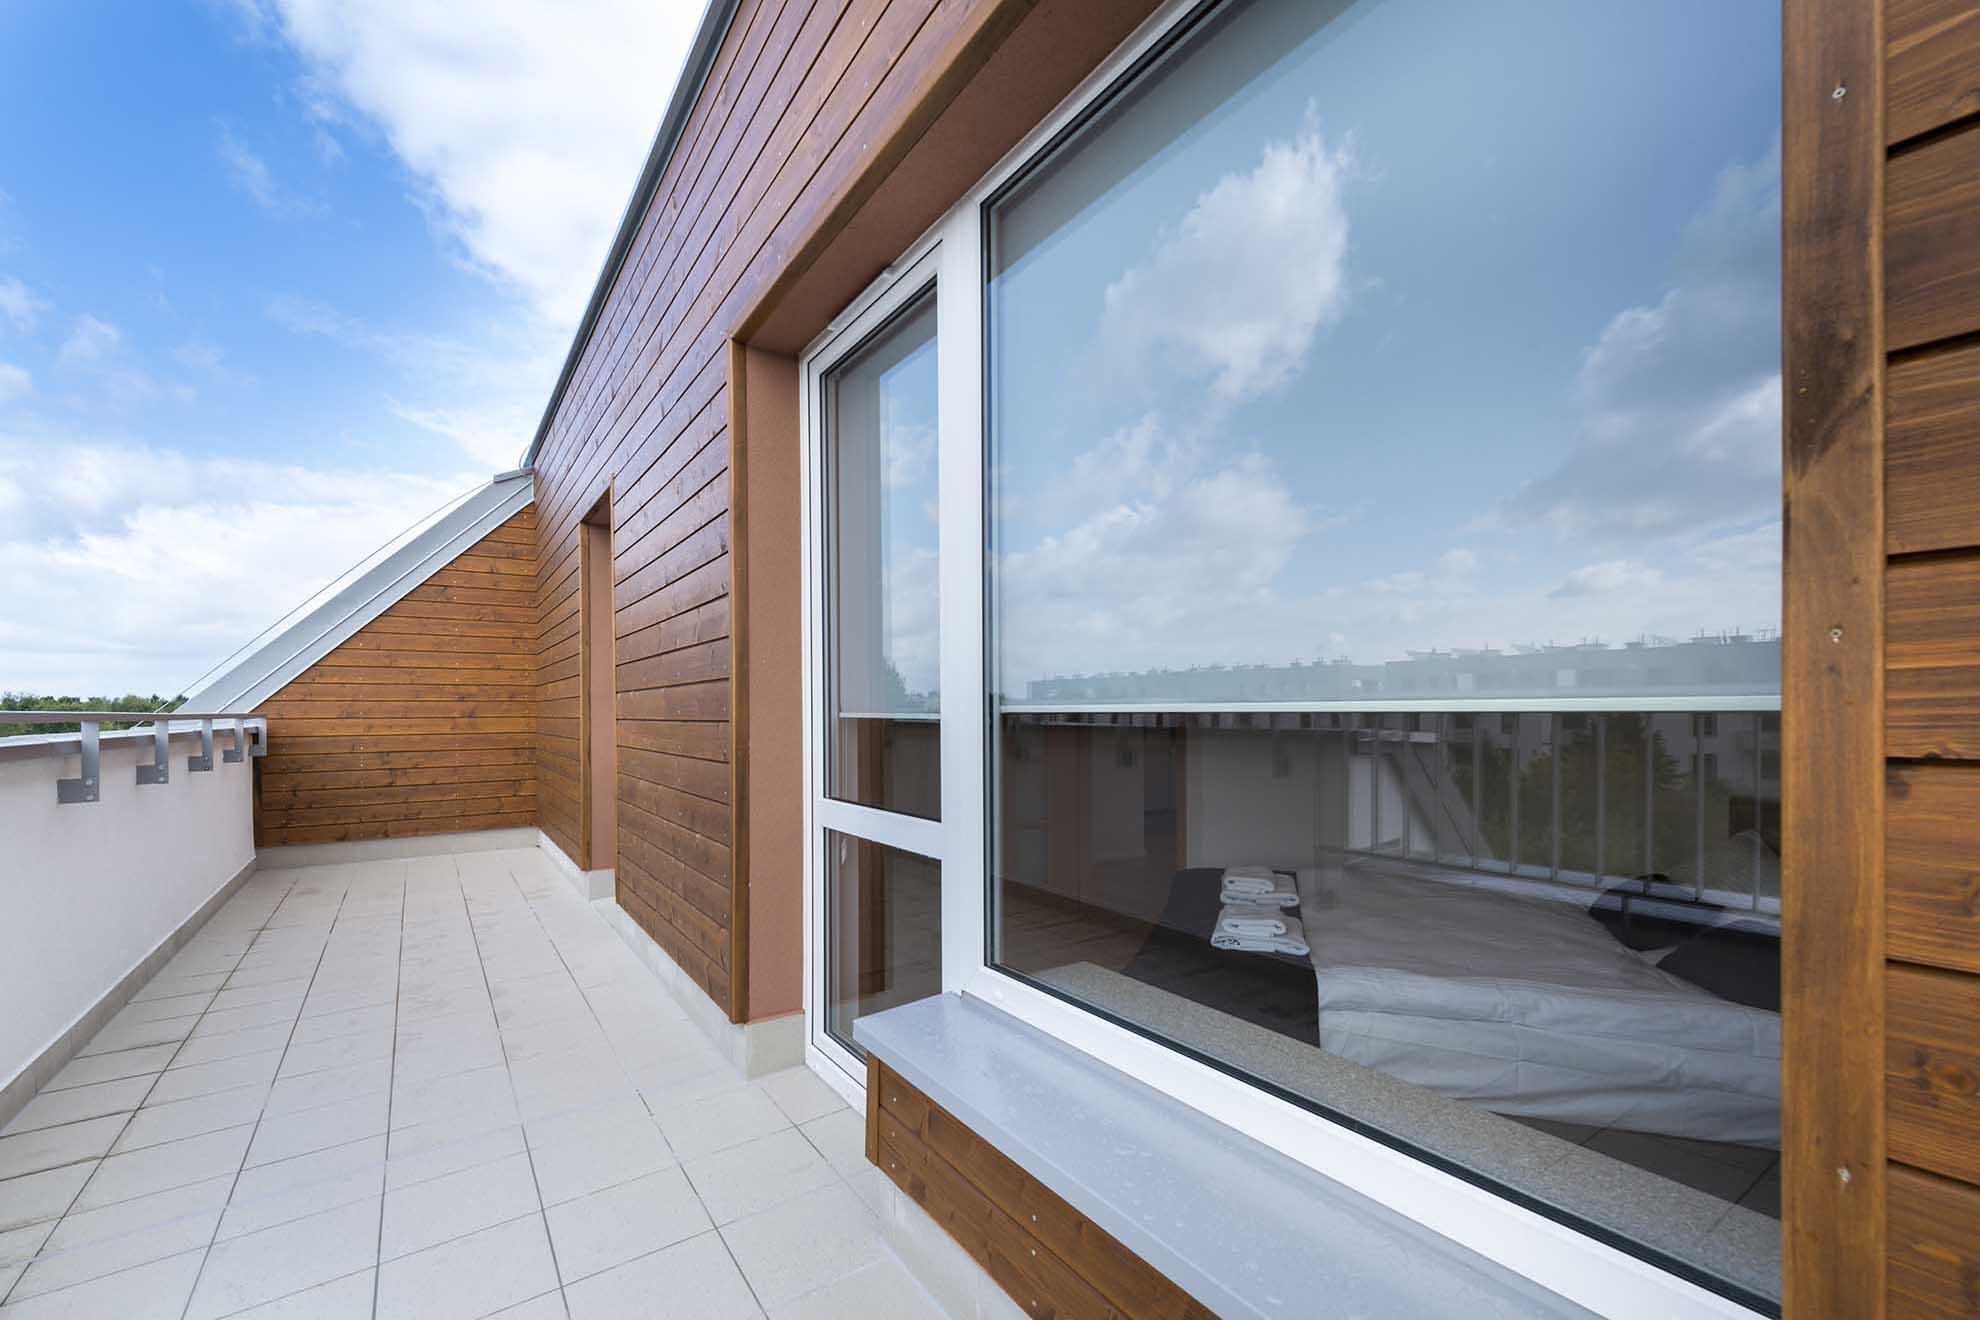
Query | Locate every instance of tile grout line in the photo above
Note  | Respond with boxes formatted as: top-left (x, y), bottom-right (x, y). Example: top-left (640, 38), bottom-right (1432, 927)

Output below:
top-left (369, 859), bottom-right (410, 1320)
top-left (456, 857), bottom-right (573, 1318)
top-left (175, 877), bottom-right (355, 1320)
top-left (0, 871), bottom-right (304, 1309)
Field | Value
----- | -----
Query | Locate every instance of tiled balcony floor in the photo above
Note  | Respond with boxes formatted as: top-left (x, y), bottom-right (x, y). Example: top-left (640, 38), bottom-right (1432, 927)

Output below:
top-left (0, 849), bottom-right (942, 1319)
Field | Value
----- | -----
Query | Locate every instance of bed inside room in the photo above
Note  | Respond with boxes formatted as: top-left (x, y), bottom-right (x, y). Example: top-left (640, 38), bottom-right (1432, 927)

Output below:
top-left (993, 699), bottom-right (1784, 1294)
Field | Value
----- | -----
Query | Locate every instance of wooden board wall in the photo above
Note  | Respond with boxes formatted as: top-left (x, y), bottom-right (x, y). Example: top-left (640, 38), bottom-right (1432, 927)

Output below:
top-left (253, 507), bottom-right (538, 848)
top-left (867, 1057), bottom-right (1217, 1319)
top-left (529, 0), bottom-right (1039, 1019)
top-left (1881, 2), bottom-right (1980, 1314)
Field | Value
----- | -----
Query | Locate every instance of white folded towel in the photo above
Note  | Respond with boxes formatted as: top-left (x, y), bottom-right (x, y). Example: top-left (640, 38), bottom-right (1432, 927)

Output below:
top-left (1211, 908), bottom-right (1309, 957)
top-left (1215, 908), bottom-right (1289, 939)
top-left (1221, 865), bottom-right (1277, 894)
top-left (1220, 869), bottom-right (1298, 907)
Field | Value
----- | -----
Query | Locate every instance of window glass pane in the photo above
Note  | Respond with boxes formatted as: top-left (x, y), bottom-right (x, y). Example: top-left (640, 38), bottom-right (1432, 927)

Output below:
top-left (824, 829), bottom-right (941, 1057)
top-left (986, 0), bottom-right (1780, 1303)
top-left (825, 290), bottom-right (940, 819)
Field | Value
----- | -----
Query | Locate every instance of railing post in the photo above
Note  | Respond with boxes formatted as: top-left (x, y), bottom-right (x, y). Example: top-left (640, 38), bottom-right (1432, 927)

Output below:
top-left (56, 721), bottom-right (100, 804)
top-left (137, 720), bottom-right (171, 785)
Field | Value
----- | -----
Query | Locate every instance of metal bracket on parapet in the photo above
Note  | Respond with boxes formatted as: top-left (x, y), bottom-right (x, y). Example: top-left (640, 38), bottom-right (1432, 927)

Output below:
top-left (251, 720), bottom-right (267, 757)
top-left (223, 718), bottom-right (248, 764)
top-left (188, 719), bottom-right (215, 773)
top-left (137, 721), bottom-right (171, 785)
top-left (56, 721), bottom-right (100, 804)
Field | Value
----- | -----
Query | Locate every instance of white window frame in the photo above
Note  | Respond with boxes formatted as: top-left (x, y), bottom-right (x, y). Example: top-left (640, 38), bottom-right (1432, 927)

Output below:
top-left (799, 1), bottom-right (1773, 1313)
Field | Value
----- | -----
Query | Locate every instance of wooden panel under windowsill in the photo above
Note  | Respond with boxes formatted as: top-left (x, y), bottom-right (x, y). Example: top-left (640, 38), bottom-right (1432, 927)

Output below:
top-left (1887, 1163), bottom-right (1980, 1317)
top-left (868, 1059), bottom-right (1216, 1320)
top-left (1888, 341), bottom-right (1980, 555)
top-left (1888, 762), bottom-right (1980, 973)
top-left (1888, 554), bottom-right (1980, 758)
top-left (1887, 963), bottom-right (1980, 1185)
top-left (1887, 0), bottom-right (1980, 146)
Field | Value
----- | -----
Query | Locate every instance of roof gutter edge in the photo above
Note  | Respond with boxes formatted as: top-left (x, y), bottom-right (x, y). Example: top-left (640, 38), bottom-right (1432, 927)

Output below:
top-left (520, 0), bottom-right (745, 470)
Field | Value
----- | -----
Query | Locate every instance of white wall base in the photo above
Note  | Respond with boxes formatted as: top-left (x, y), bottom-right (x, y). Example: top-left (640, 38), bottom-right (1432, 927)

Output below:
top-left (535, 831), bottom-right (616, 901)
top-left (0, 853), bottom-right (259, 1130)
top-left (591, 893), bottom-right (804, 1079)
top-left (257, 826), bottom-right (538, 870)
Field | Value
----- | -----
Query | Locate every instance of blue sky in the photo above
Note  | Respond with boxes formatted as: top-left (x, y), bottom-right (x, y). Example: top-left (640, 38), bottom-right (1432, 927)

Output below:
top-left (987, 0), bottom-right (1782, 695)
top-left (0, 0), bottom-right (699, 695)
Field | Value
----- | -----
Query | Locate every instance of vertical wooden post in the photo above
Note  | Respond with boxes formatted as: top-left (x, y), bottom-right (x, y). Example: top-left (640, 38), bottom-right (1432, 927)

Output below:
top-left (1782, 0), bottom-right (1886, 1314)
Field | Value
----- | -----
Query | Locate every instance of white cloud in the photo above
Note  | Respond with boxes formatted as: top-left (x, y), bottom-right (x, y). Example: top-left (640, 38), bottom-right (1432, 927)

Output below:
top-left (1505, 142), bottom-right (1781, 539)
top-left (0, 276), bottom-right (46, 333)
top-left (1100, 105), bottom-right (1354, 403)
top-left (0, 427), bottom-right (469, 695)
top-left (255, 0), bottom-right (702, 326)
top-left (0, 363), bottom-right (29, 403)
top-left (59, 315), bottom-right (121, 366)
top-left (217, 125), bottom-right (320, 217)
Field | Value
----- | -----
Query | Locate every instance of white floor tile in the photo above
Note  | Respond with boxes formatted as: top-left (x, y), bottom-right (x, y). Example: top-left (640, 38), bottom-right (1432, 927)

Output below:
top-left (147, 1050), bottom-right (283, 1106)
top-left (168, 1023), bottom-right (295, 1069)
top-left (0, 1164), bottom-right (95, 1235)
top-left (220, 1266), bottom-right (373, 1318)
top-left (529, 1112), bottom-right (674, 1208)
top-left (756, 1069), bottom-right (846, 1127)
top-left (656, 1085), bottom-right (790, 1161)
top-left (0, 1246), bottom-right (205, 1319)
top-left (244, 1092), bottom-right (388, 1168)
top-left (73, 1125), bottom-right (254, 1212)
top-left (545, 1166), bottom-right (709, 1283)
top-left (375, 1212), bottom-right (559, 1320)
top-left (1, 1076), bottom-right (153, 1138)
top-left (12, 1175), bottom-right (229, 1299)
top-left (798, 1109), bottom-right (868, 1179)
top-left (379, 1151), bottom-right (540, 1261)
top-left (115, 1085), bottom-right (266, 1153)
top-left (219, 1136), bottom-right (385, 1241)
top-left (484, 1289), bottom-right (568, 1319)
top-left (684, 1129), bottom-right (838, 1227)
top-left (39, 1045), bottom-right (175, 1095)
top-left (768, 1258), bottom-right (949, 1320)
top-left (720, 1183), bottom-right (885, 1306)
top-left (184, 1195), bottom-right (380, 1320)
top-left (563, 1230), bottom-right (761, 1320)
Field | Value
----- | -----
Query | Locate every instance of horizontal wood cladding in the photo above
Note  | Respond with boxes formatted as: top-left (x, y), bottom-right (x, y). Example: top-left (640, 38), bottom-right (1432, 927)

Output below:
top-left (1888, 342), bottom-right (1980, 554)
top-left (1887, 0), bottom-right (1980, 146)
top-left (532, 0), bottom-right (1032, 1019)
top-left (1888, 553), bottom-right (1980, 757)
top-left (867, 1058), bottom-right (1215, 1320)
top-left (1886, 122), bottom-right (1980, 352)
top-left (1887, 762), bottom-right (1980, 972)
top-left (1887, 1164), bottom-right (1980, 1316)
top-left (255, 508), bottom-right (538, 847)
top-left (1888, 963), bottom-right (1980, 1186)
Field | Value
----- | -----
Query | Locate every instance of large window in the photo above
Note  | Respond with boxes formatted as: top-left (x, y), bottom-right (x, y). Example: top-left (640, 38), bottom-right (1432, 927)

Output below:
top-left (803, 0), bottom-right (1784, 1310)
top-left (984, 0), bottom-right (1781, 1308)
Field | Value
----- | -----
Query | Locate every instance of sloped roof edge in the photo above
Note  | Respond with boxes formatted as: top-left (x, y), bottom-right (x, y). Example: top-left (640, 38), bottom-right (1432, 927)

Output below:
top-left (182, 470), bottom-right (535, 714)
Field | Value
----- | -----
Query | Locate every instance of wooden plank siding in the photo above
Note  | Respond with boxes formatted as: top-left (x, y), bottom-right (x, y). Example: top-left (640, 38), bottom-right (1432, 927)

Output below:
top-left (867, 1057), bottom-right (1218, 1320)
top-left (253, 508), bottom-right (538, 847)
top-left (1879, 2), bottom-right (1980, 1317)
top-left (530, 0), bottom-right (1036, 1020)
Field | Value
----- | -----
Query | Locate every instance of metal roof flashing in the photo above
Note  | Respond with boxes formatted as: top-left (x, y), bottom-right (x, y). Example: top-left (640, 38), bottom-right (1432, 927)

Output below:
top-left (180, 470), bottom-right (535, 714)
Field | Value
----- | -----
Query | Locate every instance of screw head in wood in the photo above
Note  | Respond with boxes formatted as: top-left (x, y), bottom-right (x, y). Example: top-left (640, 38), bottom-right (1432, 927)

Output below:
top-left (1829, 626), bottom-right (1843, 643)
top-left (1831, 84), bottom-right (1847, 100)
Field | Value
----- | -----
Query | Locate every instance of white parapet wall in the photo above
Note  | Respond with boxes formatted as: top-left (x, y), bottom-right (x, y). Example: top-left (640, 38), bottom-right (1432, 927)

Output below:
top-left (0, 730), bottom-right (255, 1109)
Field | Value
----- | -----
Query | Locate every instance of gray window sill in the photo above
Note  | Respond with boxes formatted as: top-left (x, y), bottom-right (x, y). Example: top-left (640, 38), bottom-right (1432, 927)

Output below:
top-left (854, 991), bottom-right (1596, 1320)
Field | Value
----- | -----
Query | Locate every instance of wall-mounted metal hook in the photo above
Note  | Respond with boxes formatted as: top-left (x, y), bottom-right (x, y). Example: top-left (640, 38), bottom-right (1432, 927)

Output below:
top-left (188, 719), bottom-right (215, 773)
top-left (137, 720), bottom-right (171, 785)
top-left (57, 721), bottom-right (101, 804)
top-left (223, 718), bottom-right (247, 764)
